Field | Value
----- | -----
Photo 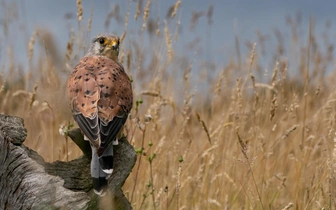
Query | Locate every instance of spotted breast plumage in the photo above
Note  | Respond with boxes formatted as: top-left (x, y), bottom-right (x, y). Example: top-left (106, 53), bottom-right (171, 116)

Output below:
top-left (67, 34), bottom-right (133, 196)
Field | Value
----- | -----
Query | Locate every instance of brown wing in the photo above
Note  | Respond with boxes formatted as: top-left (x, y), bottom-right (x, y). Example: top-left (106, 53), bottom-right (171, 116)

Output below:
top-left (67, 56), bottom-right (133, 155)
top-left (95, 56), bottom-right (133, 156)
top-left (67, 56), bottom-right (100, 147)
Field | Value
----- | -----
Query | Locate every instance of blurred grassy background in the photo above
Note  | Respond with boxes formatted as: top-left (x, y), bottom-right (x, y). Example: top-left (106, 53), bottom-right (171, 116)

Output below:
top-left (1, 0), bottom-right (336, 209)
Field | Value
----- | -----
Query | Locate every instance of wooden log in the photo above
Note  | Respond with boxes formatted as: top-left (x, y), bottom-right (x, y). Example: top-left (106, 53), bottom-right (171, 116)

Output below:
top-left (0, 114), bottom-right (136, 210)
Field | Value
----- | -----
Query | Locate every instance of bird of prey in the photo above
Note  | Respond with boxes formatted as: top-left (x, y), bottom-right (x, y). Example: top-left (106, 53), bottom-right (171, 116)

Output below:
top-left (67, 34), bottom-right (133, 195)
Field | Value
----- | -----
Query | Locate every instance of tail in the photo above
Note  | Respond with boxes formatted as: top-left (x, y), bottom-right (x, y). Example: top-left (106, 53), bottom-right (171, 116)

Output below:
top-left (90, 143), bottom-right (114, 196)
top-left (98, 142), bottom-right (114, 174)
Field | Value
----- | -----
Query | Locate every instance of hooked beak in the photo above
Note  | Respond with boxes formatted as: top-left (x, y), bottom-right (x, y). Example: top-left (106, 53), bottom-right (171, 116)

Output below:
top-left (107, 40), bottom-right (119, 51)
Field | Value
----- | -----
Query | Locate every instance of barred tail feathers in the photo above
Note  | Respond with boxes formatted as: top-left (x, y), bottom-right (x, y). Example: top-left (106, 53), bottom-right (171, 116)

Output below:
top-left (99, 143), bottom-right (114, 174)
top-left (91, 146), bottom-right (108, 196)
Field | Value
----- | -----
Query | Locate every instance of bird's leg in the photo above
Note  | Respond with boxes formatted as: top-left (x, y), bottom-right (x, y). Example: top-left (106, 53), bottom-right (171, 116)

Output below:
top-left (113, 128), bottom-right (123, 145)
top-left (113, 138), bottom-right (119, 145)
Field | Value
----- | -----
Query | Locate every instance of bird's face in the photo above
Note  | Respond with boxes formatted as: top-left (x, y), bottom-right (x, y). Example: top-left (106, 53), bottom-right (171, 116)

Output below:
top-left (90, 34), bottom-right (120, 61)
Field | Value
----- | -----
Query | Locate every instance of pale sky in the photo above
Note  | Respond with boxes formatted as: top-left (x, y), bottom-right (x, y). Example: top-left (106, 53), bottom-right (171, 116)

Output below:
top-left (0, 0), bottom-right (335, 75)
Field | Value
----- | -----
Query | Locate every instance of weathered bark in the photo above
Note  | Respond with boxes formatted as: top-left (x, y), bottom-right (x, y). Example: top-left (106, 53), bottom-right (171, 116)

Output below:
top-left (0, 114), bottom-right (136, 210)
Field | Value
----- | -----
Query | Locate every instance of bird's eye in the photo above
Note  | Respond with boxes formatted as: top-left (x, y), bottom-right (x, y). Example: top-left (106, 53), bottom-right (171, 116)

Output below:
top-left (98, 38), bottom-right (105, 44)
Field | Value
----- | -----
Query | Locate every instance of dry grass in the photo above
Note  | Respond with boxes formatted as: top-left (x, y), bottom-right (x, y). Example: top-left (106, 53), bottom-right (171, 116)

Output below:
top-left (1, 1), bottom-right (336, 210)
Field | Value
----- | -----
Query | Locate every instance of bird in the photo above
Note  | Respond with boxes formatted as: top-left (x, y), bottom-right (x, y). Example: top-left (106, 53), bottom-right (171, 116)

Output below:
top-left (67, 34), bottom-right (133, 196)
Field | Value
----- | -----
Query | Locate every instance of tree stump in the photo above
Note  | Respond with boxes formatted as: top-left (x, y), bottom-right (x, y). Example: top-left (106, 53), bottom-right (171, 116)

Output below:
top-left (0, 114), bottom-right (136, 210)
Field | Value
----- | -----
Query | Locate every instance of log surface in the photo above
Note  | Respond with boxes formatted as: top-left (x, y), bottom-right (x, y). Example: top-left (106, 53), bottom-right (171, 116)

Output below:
top-left (0, 114), bottom-right (136, 210)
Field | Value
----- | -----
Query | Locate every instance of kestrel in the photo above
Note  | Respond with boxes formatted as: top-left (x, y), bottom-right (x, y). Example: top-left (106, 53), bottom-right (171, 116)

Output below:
top-left (67, 34), bottom-right (133, 195)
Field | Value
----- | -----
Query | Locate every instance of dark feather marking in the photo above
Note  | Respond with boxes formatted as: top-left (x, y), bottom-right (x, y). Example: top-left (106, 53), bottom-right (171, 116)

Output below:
top-left (97, 116), bottom-right (126, 156)
top-left (73, 114), bottom-right (100, 143)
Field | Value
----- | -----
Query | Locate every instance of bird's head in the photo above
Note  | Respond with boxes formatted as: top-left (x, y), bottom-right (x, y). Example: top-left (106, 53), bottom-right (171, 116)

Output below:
top-left (89, 34), bottom-right (120, 61)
